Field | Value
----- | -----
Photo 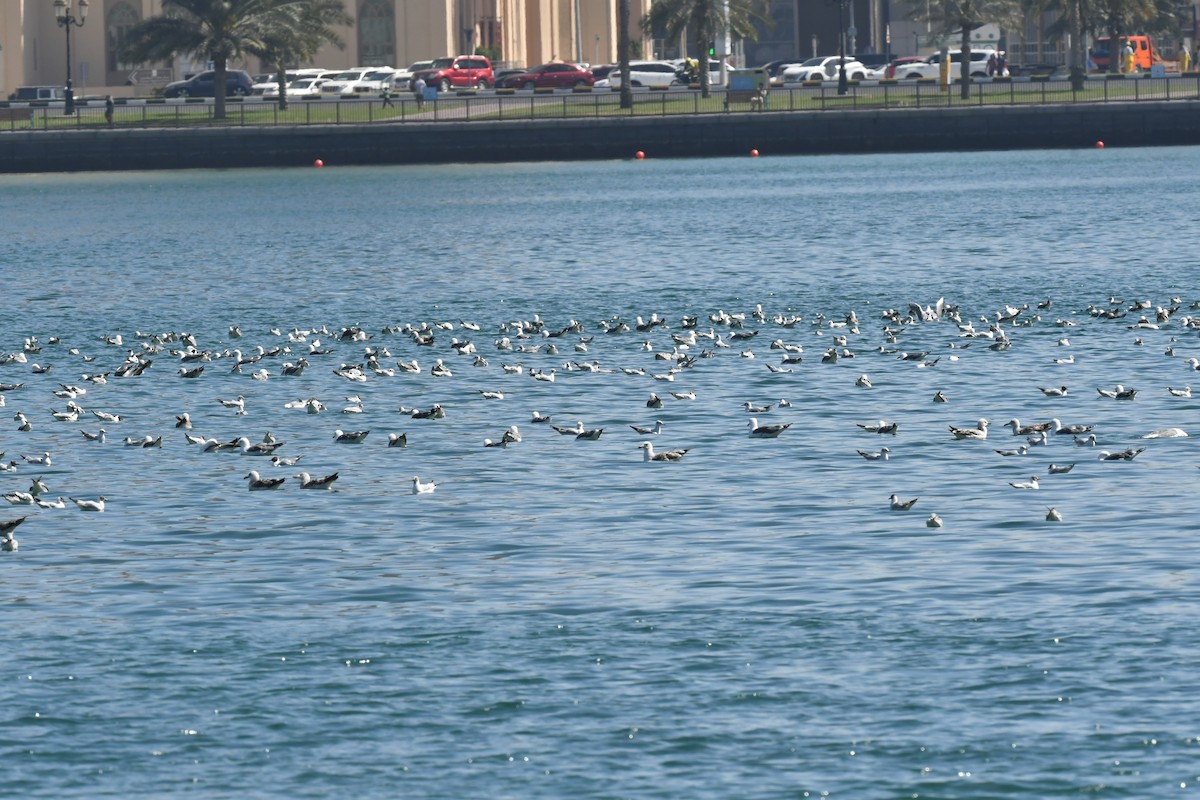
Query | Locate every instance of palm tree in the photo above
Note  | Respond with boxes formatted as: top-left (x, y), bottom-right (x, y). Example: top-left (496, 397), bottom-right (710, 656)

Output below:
top-left (641, 0), bottom-right (771, 98)
top-left (122, 0), bottom-right (349, 119)
top-left (255, 0), bottom-right (351, 110)
top-left (914, 0), bottom-right (1021, 99)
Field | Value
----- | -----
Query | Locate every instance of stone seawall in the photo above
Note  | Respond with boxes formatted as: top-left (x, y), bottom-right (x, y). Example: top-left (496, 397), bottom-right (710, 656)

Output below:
top-left (2, 101), bottom-right (1199, 173)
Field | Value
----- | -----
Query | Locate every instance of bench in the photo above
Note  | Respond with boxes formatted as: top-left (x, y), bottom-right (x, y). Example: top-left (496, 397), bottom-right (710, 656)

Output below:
top-left (724, 87), bottom-right (767, 111)
top-left (0, 107), bottom-right (35, 126)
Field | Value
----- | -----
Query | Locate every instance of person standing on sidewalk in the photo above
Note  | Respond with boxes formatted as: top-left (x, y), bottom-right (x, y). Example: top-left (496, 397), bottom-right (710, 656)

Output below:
top-left (413, 76), bottom-right (427, 110)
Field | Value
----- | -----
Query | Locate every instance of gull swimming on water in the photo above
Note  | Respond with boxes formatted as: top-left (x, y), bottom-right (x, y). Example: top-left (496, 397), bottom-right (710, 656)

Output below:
top-left (1009, 475), bottom-right (1040, 490)
top-left (630, 420), bottom-right (664, 435)
top-left (245, 470), bottom-right (285, 490)
top-left (926, 513), bottom-right (943, 528)
top-left (994, 445), bottom-right (1029, 457)
top-left (889, 494), bottom-right (918, 510)
top-left (411, 476), bottom-right (437, 494)
top-left (1167, 386), bottom-right (1191, 397)
top-left (1142, 427), bottom-right (1188, 438)
top-left (295, 471), bottom-right (339, 489)
top-left (70, 496), bottom-right (107, 512)
top-left (857, 420), bottom-right (898, 435)
top-left (856, 447), bottom-right (891, 461)
top-left (271, 454), bottom-right (303, 467)
top-left (639, 442), bottom-right (689, 462)
top-left (387, 432), bottom-right (408, 447)
top-left (333, 429), bottom-right (370, 443)
top-left (748, 418), bottom-right (791, 438)
top-left (949, 419), bottom-right (989, 440)
top-left (1045, 507), bottom-right (1063, 522)
top-left (1048, 463), bottom-right (1075, 474)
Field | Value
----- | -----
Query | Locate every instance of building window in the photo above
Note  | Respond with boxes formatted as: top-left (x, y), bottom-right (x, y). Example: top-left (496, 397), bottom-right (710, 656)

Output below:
top-left (106, 1), bottom-right (141, 79)
top-left (359, 0), bottom-right (395, 67)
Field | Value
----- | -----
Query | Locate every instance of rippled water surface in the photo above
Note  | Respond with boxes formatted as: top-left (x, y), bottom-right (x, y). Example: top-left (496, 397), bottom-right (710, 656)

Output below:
top-left (2, 148), bottom-right (1200, 798)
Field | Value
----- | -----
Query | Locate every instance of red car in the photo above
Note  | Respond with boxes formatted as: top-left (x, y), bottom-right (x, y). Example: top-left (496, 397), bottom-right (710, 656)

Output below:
top-left (413, 55), bottom-right (494, 92)
top-left (498, 62), bottom-right (596, 90)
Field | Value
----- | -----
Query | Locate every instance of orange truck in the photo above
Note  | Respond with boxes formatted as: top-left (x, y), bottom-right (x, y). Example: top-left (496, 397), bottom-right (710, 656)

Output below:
top-left (1089, 35), bottom-right (1165, 72)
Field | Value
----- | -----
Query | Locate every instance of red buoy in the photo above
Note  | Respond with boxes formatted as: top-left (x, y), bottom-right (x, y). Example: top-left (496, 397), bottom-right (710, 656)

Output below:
top-left (314, 158), bottom-right (325, 167)
top-left (1095, 141), bottom-right (1104, 149)
top-left (635, 150), bottom-right (645, 160)
top-left (750, 149), bottom-right (760, 157)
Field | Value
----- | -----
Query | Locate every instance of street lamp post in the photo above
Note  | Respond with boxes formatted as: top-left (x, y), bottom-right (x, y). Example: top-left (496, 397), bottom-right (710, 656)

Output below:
top-left (54, 0), bottom-right (89, 116)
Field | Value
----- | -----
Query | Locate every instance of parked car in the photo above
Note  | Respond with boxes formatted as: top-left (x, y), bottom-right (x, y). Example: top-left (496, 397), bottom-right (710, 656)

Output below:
top-left (590, 63), bottom-right (617, 81)
top-left (780, 56), bottom-right (869, 83)
top-left (163, 70), bottom-right (255, 98)
top-left (391, 61), bottom-right (434, 90)
top-left (600, 61), bottom-right (683, 88)
top-left (670, 58), bottom-right (734, 85)
top-left (884, 56), bottom-right (924, 79)
top-left (499, 62), bottom-right (595, 89)
top-left (254, 68), bottom-right (333, 97)
top-left (342, 67), bottom-right (397, 97)
top-left (320, 68), bottom-right (375, 97)
top-left (893, 50), bottom-right (1002, 80)
top-left (494, 67), bottom-right (528, 85)
top-left (412, 55), bottom-right (494, 92)
top-left (279, 77), bottom-right (329, 99)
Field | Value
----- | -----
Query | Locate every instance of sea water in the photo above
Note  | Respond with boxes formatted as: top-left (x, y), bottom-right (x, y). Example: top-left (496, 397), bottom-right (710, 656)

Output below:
top-left (1, 147), bottom-right (1200, 798)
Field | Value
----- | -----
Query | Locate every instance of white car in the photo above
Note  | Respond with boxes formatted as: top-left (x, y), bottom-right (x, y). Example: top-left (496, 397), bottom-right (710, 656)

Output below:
top-left (780, 56), bottom-right (869, 83)
top-left (342, 67), bottom-right (397, 97)
top-left (669, 58), bottom-right (735, 85)
top-left (281, 77), bottom-right (329, 99)
top-left (320, 68), bottom-right (375, 97)
top-left (601, 61), bottom-right (684, 88)
top-left (391, 61), bottom-right (434, 91)
top-left (893, 50), bottom-right (1002, 80)
top-left (252, 68), bottom-right (330, 96)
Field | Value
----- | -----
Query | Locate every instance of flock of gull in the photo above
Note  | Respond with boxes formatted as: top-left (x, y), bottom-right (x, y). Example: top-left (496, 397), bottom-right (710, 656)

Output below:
top-left (3, 293), bottom-right (1199, 551)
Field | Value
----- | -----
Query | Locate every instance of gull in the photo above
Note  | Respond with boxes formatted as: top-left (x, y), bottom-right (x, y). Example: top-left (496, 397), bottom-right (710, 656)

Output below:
top-left (855, 374), bottom-right (873, 388)
top-left (35, 496), bottom-right (66, 509)
top-left (245, 470), bottom-right (285, 491)
top-left (1047, 463), bottom-right (1075, 474)
top-left (333, 429), bottom-right (370, 443)
top-left (748, 418), bottom-right (791, 438)
top-left (4, 491), bottom-right (36, 505)
top-left (1, 532), bottom-right (16, 552)
top-left (0, 516), bottom-right (26, 537)
top-left (29, 477), bottom-right (48, 496)
top-left (1005, 418), bottom-right (1052, 435)
top-left (178, 366), bottom-right (205, 379)
top-left (397, 359), bottom-right (420, 373)
top-left (1009, 475), bottom-right (1040, 490)
top-left (479, 390), bottom-right (505, 400)
top-left (342, 401), bottom-right (365, 414)
top-left (1046, 507), bottom-right (1063, 522)
top-left (430, 359), bottom-right (453, 377)
top-left (670, 391), bottom-right (697, 401)
top-left (926, 513), bottom-right (943, 528)
top-left (639, 442), bottom-right (689, 462)
top-left (1099, 447), bottom-right (1146, 461)
top-left (630, 420), bottom-right (664, 436)
top-left (993, 445), bottom-right (1028, 457)
top-left (15, 412), bottom-right (31, 431)
top-left (1167, 386), bottom-right (1191, 397)
top-left (50, 408), bottom-right (79, 422)
top-left (647, 393), bottom-right (664, 408)
top-left (1038, 385), bottom-right (1068, 397)
top-left (531, 411), bottom-right (552, 423)
top-left (1142, 427), bottom-right (1188, 438)
top-left (271, 454), bottom-right (303, 467)
top-left (1053, 419), bottom-right (1094, 436)
top-left (575, 427), bottom-right (604, 441)
top-left (1096, 384), bottom-right (1127, 399)
top-left (949, 419), bottom-right (989, 440)
top-left (501, 426), bottom-right (522, 444)
top-left (295, 471), bottom-right (339, 490)
top-left (411, 476), bottom-right (438, 494)
top-left (932, 391), bottom-right (948, 403)
top-left (857, 420), bottom-right (898, 435)
top-left (70, 496), bottom-right (107, 512)
top-left (21, 452), bottom-right (52, 466)
top-left (1026, 430), bottom-right (1049, 447)
top-left (250, 369), bottom-right (270, 381)
top-left (889, 494), bottom-right (918, 510)
top-left (238, 437), bottom-right (285, 456)
top-left (387, 432), bottom-right (408, 447)
top-left (80, 428), bottom-right (106, 443)
top-left (410, 404), bottom-right (445, 420)
top-left (217, 396), bottom-right (247, 415)
top-left (857, 447), bottom-right (891, 461)
top-left (744, 402), bottom-right (773, 414)
top-left (531, 368), bottom-right (556, 382)
top-left (176, 413), bottom-right (192, 429)
top-left (552, 421), bottom-right (585, 436)
top-left (483, 438), bottom-right (508, 448)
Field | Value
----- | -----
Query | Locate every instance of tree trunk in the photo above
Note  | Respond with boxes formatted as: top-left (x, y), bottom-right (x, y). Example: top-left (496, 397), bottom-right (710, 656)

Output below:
top-left (960, 25), bottom-right (971, 100)
top-left (277, 61), bottom-right (289, 111)
top-left (697, 12), bottom-right (711, 98)
top-left (214, 57), bottom-right (228, 120)
top-left (1068, 0), bottom-right (1085, 91)
top-left (619, 0), bottom-right (632, 109)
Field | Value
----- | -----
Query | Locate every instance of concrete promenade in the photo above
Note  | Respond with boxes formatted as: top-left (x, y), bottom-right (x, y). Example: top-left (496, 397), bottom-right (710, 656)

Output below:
top-left (2, 100), bottom-right (1199, 173)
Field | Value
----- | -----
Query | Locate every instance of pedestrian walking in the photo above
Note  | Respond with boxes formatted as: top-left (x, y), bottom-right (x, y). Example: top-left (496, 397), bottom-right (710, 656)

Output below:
top-left (413, 76), bottom-right (427, 110)
top-left (1180, 43), bottom-right (1191, 73)
top-left (381, 83), bottom-right (394, 107)
top-left (104, 95), bottom-right (114, 126)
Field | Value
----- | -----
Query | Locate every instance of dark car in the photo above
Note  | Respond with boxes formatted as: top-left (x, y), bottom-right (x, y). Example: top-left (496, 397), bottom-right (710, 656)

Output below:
top-left (499, 62), bottom-right (596, 90)
top-left (884, 56), bottom-right (924, 79)
top-left (590, 63), bottom-right (617, 81)
top-left (163, 70), bottom-right (255, 98)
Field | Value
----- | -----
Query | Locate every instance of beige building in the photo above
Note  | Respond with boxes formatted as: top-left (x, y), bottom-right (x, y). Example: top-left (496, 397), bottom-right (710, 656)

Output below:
top-left (2, 0), bottom-right (651, 98)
